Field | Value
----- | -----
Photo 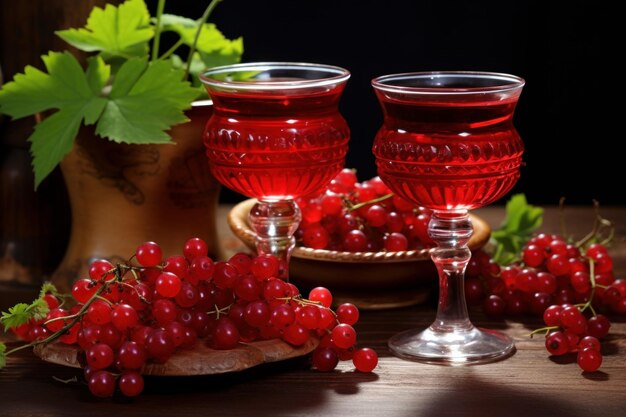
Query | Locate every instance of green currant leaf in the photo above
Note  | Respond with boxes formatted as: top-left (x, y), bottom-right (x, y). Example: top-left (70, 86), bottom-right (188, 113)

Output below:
top-left (39, 282), bottom-right (60, 298)
top-left (56, 0), bottom-right (153, 60)
top-left (0, 52), bottom-right (108, 187)
top-left (0, 343), bottom-right (6, 369)
top-left (95, 57), bottom-right (197, 144)
top-left (0, 52), bottom-right (105, 118)
top-left (159, 15), bottom-right (243, 64)
top-left (85, 56), bottom-right (111, 95)
top-left (0, 51), bottom-right (197, 187)
top-left (29, 105), bottom-right (89, 187)
top-left (0, 303), bottom-right (30, 331)
top-left (197, 49), bottom-right (241, 73)
top-left (491, 194), bottom-right (543, 265)
top-left (170, 53), bottom-right (205, 86)
top-left (0, 298), bottom-right (49, 331)
top-left (28, 298), bottom-right (50, 322)
top-left (494, 194), bottom-right (543, 235)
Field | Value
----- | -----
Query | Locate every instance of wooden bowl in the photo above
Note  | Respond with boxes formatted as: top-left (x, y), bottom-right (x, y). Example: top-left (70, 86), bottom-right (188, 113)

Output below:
top-left (228, 199), bottom-right (491, 310)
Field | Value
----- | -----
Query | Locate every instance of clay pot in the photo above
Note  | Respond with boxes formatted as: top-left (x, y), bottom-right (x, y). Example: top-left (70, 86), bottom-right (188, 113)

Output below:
top-left (51, 101), bottom-right (220, 291)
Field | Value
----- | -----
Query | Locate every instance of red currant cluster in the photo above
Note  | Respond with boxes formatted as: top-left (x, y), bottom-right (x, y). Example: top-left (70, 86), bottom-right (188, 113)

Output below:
top-left (296, 168), bottom-right (434, 252)
top-left (465, 233), bottom-right (621, 373)
top-left (9, 238), bottom-right (378, 398)
top-left (466, 235), bottom-right (621, 316)
top-left (541, 305), bottom-right (608, 372)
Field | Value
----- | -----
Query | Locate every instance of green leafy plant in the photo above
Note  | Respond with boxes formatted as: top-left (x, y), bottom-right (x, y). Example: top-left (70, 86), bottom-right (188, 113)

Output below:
top-left (0, 0), bottom-right (242, 188)
top-left (0, 282), bottom-right (86, 369)
top-left (491, 194), bottom-right (544, 264)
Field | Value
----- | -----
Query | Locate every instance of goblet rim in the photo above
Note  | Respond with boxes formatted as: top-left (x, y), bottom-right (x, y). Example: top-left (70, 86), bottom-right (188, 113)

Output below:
top-left (372, 71), bottom-right (525, 95)
top-left (200, 62), bottom-right (351, 90)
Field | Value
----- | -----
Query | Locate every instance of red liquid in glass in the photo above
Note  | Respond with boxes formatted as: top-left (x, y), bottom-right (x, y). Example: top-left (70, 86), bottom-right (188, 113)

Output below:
top-left (373, 97), bottom-right (523, 211)
top-left (204, 88), bottom-right (349, 200)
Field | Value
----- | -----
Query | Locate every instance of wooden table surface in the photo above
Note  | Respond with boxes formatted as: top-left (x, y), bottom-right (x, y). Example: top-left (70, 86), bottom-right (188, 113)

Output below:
top-left (1, 205), bottom-right (625, 417)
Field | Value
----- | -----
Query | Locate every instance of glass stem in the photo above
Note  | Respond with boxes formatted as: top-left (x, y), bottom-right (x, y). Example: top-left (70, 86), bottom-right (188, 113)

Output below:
top-left (248, 199), bottom-right (301, 281)
top-left (428, 210), bottom-right (474, 332)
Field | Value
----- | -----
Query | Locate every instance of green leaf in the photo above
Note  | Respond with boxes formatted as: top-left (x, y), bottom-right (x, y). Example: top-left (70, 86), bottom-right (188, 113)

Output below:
top-left (495, 194), bottom-right (543, 234)
top-left (490, 194), bottom-right (544, 265)
top-left (85, 56), bottom-right (111, 96)
top-left (0, 299), bottom-right (49, 331)
top-left (30, 106), bottom-right (87, 186)
top-left (109, 57), bottom-right (148, 97)
top-left (39, 282), bottom-right (60, 298)
top-left (96, 58), bottom-right (197, 144)
top-left (56, 0), bottom-right (153, 60)
top-left (0, 52), bottom-right (109, 187)
top-left (0, 50), bottom-right (196, 187)
top-left (1, 303), bottom-right (29, 331)
top-left (171, 53), bottom-right (205, 86)
top-left (160, 16), bottom-right (243, 65)
top-left (0, 342), bottom-right (6, 369)
top-left (29, 299), bottom-right (50, 322)
top-left (0, 52), bottom-right (92, 118)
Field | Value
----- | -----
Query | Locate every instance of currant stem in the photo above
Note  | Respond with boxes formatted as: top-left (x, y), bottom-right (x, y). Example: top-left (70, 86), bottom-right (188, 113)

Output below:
top-left (95, 295), bottom-right (114, 305)
top-left (347, 193), bottom-right (393, 212)
top-left (597, 218), bottom-right (615, 247)
top-left (5, 283), bottom-right (108, 357)
top-left (4, 262), bottom-right (135, 358)
top-left (159, 38), bottom-right (184, 61)
top-left (575, 200), bottom-right (605, 248)
top-left (529, 325), bottom-right (559, 338)
top-left (275, 296), bottom-right (322, 307)
top-left (52, 376), bottom-right (79, 384)
top-left (119, 281), bottom-right (151, 305)
top-left (274, 296), bottom-right (337, 317)
top-left (207, 304), bottom-right (232, 319)
top-left (42, 312), bottom-right (82, 327)
top-left (577, 258), bottom-right (597, 315)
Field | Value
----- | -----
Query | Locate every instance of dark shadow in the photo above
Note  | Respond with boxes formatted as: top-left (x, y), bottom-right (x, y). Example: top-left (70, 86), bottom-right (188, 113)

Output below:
top-left (548, 352), bottom-right (576, 365)
top-left (602, 339), bottom-right (621, 356)
top-left (583, 370), bottom-right (609, 381)
top-left (417, 373), bottom-right (587, 417)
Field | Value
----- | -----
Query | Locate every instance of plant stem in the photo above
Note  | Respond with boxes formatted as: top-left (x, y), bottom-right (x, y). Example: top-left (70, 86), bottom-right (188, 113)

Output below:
top-left (5, 284), bottom-right (108, 357)
top-left (159, 38), bottom-right (184, 60)
top-left (208, 303), bottom-right (231, 319)
top-left (151, 0), bottom-right (167, 62)
top-left (575, 200), bottom-right (601, 248)
top-left (184, 0), bottom-right (223, 81)
top-left (528, 325), bottom-right (559, 338)
top-left (52, 376), bottom-right (78, 384)
top-left (347, 193), bottom-right (394, 212)
top-left (576, 258), bottom-right (597, 315)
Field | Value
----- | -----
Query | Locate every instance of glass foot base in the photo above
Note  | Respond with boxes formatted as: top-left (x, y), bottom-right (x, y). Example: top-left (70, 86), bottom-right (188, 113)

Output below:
top-left (388, 325), bottom-right (515, 365)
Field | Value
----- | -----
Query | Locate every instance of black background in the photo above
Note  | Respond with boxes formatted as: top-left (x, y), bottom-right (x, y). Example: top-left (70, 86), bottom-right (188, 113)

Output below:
top-left (152, 0), bottom-right (623, 206)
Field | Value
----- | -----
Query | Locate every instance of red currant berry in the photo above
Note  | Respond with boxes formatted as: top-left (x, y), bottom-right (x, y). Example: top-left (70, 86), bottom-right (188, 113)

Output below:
top-left (336, 303), bottom-right (359, 325)
top-left (136, 241), bottom-right (162, 267)
top-left (312, 347), bottom-right (339, 372)
top-left (353, 347), bottom-right (378, 372)
top-left (577, 347), bottom-right (602, 372)
top-left (183, 237), bottom-right (208, 260)
top-left (545, 331), bottom-right (569, 356)
top-left (309, 287), bottom-right (333, 308)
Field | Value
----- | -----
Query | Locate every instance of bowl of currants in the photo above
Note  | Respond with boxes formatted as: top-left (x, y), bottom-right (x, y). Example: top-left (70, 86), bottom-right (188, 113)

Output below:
top-left (228, 169), bottom-right (491, 309)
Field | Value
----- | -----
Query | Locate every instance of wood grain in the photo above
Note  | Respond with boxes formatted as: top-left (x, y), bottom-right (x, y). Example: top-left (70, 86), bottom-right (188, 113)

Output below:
top-left (0, 206), bottom-right (625, 417)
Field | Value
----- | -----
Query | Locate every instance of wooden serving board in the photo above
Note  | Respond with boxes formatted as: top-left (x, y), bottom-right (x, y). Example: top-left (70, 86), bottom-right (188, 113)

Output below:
top-left (33, 337), bottom-right (318, 376)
